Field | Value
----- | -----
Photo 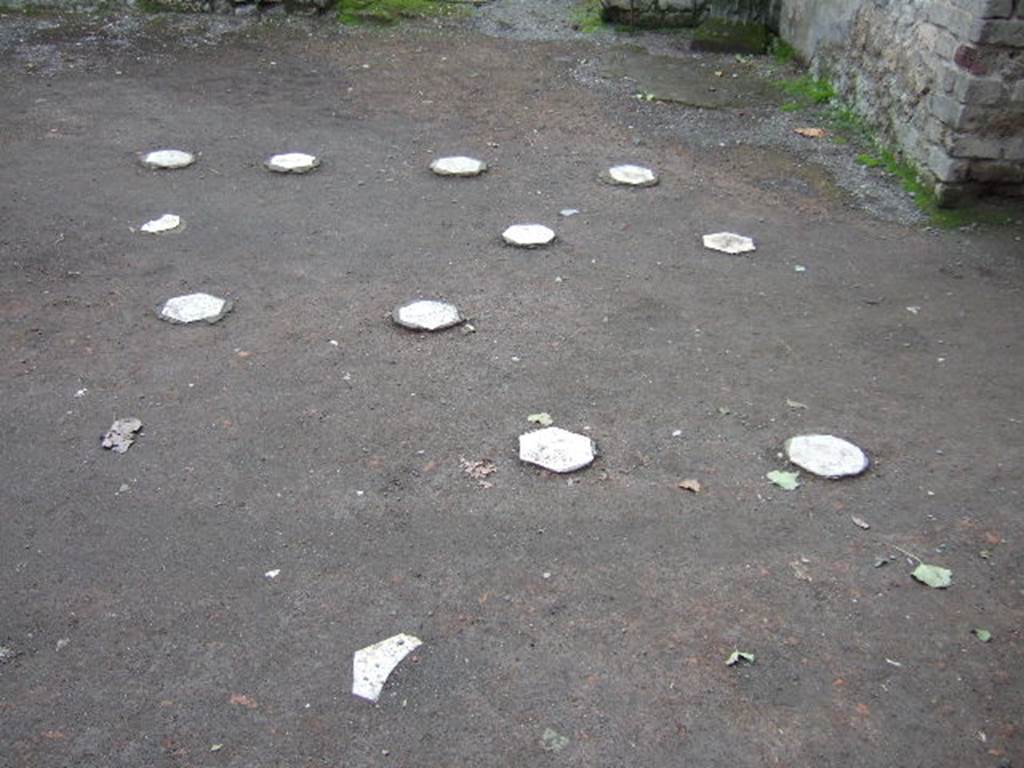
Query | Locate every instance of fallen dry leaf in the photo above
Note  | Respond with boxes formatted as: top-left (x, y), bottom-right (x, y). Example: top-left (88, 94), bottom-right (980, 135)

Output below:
top-left (677, 478), bottom-right (702, 494)
top-left (460, 457), bottom-right (496, 487)
top-left (794, 127), bottom-right (826, 138)
top-left (790, 560), bottom-right (812, 582)
top-left (229, 693), bottom-right (257, 709)
top-left (851, 515), bottom-right (871, 529)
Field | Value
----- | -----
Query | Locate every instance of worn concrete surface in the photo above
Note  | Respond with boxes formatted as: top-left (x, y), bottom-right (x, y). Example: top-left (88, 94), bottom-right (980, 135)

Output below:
top-left (1, 7), bottom-right (1023, 768)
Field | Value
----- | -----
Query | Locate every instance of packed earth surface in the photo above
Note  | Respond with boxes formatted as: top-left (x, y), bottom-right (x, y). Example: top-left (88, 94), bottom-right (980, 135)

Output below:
top-left (1, 3), bottom-right (1023, 767)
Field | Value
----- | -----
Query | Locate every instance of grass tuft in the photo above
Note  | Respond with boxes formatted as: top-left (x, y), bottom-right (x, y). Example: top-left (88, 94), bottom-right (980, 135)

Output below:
top-left (336, 0), bottom-right (456, 25)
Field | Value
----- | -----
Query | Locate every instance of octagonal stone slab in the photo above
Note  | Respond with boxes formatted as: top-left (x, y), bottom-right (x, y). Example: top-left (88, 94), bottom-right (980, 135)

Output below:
top-left (430, 156), bottom-right (487, 177)
top-left (503, 224), bottom-right (556, 248)
top-left (784, 434), bottom-right (869, 479)
top-left (265, 152), bottom-right (320, 174)
top-left (702, 232), bottom-right (756, 254)
top-left (604, 164), bottom-right (659, 187)
top-left (140, 214), bottom-right (183, 234)
top-left (519, 427), bottom-right (596, 473)
top-left (140, 149), bottom-right (195, 170)
top-left (392, 299), bottom-right (464, 331)
top-left (157, 293), bottom-right (232, 325)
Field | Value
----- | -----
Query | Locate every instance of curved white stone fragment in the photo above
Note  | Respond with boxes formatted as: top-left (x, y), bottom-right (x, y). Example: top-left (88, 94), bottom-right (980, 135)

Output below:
top-left (265, 152), bottom-right (320, 174)
top-left (702, 232), bottom-right (756, 254)
top-left (392, 299), bottom-right (464, 331)
top-left (785, 434), bottom-right (869, 479)
top-left (430, 156), bottom-right (487, 177)
top-left (141, 149), bottom-right (195, 170)
top-left (352, 633), bottom-right (423, 702)
top-left (101, 417), bottom-right (142, 454)
top-left (519, 427), bottom-right (595, 473)
top-left (503, 224), bottom-right (556, 248)
top-left (605, 164), bottom-right (658, 187)
top-left (158, 293), bottom-right (231, 324)
top-left (140, 214), bottom-right (182, 234)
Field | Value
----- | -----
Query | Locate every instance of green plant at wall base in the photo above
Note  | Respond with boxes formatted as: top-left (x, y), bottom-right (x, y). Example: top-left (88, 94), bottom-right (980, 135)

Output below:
top-left (570, 0), bottom-right (603, 32)
top-left (778, 74), bottom-right (835, 107)
top-left (336, 0), bottom-right (455, 24)
top-left (769, 37), bottom-right (797, 64)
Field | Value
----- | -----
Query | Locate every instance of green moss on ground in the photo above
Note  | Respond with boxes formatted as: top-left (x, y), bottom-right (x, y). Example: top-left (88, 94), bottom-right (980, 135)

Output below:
top-left (336, 0), bottom-right (459, 24)
top-left (691, 18), bottom-right (768, 54)
top-left (569, 0), bottom-right (603, 32)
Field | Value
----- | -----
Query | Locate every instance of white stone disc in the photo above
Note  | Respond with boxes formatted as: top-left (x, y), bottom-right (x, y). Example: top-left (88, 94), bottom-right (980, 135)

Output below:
top-left (702, 232), bottom-right (756, 254)
top-left (606, 164), bottom-right (658, 187)
top-left (141, 149), bottom-right (195, 170)
top-left (352, 633), bottom-right (423, 702)
top-left (519, 427), bottom-right (595, 473)
top-left (265, 152), bottom-right (320, 174)
top-left (392, 299), bottom-right (464, 331)
top-left (784, 434), bottom-right (869, 479)
top-left (157, 292), bottom-right (231, 324)
top-left (140, 214), bottom-right (182, 234)
top-left (502, 224), bottom-right (556, 247)
top-left (430, 156), bottom-right (487, 177)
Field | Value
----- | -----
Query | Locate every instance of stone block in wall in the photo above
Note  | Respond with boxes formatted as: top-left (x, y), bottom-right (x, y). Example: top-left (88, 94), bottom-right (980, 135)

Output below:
top-left (927, 145), bottom-right (971, 182)
top-left (972, 18), bottom-right (1024, 46)
top-left (970, 160), bottom-right (1024, 183)
top-left (945, 131), bottom-right (1006, 158)
top-left (954, 72), bottom-right (1007, 105)
top-left (930, 92), bottom-right (968, 126)
top-left (600, 0), bottom-right (708, 27)
top-left (927, 1), bottom-right (975, 33)
top-left (1004, 137), bottom-right (1024, 160)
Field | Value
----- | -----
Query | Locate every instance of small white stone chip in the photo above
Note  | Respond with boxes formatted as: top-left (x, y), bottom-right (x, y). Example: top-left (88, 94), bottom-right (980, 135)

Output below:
top-left (141, 149), bottom-right (195, 170)
top-left (101, 417), bottom-right (142, 454)
top-left (429, 156), bottom-right (487, 177)
top-left (392, 299), bottom-right (464, 331)
top-left (140, 214), bottom-right (182, 234)
top-left (352, 633), bottom-right (423, 703)
top-left (605, 164), bottom-right (658, 187)
top-left (158, 293), bottom-right (231, 324)
top-left (519, 427), bottom-right (596, 473)
top-left (703, 232), bottom-right (756, 254)
top-left (502, 224), bottom-right (556, 248)
top-left (784, 434), bottom-right (869, 479)
top-left (265, 152), bottom-right (320, 174)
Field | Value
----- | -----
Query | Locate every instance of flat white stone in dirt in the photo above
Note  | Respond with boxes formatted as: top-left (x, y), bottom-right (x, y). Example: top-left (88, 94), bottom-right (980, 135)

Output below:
top-left (265, 152), bottom-right (320, 174)
top-left (503, 224), bottom-right (556, 247)
top-left (605, 164), bottom-right (658, 187)
top-left (702, 232), bottom-right (756, 254)
top-left (519, 427), bottom-right (595, 473)
top-left (157, 293), bottom-right (231, 324)
top-left (352, 633), bottom-right (423, 702)
top-left (140, 214), bottom-right (182, 234)
top-left (141, 149), bottom-right (195, 170)
top-left (101, 417), bottom-right (142, 454)
top-left (392, 299), bottom-right (464, 331)
top-left (430, 156), bottom-right (487, 177)
top-left (785, 434), bottom-right (869, 479)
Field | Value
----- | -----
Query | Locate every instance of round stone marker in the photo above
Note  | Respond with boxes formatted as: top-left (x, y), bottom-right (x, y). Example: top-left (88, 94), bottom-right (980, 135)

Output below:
top-left (140, 214), bottom-right (182, 234)
top-left (430, 156), bottom-right (487, 177)
top-left (265, 152), bottom-right (320, 174)
top-left (392, 299), bottom-right (464, 331)
top-left (141, 149), bottom-right (195, 170)
top-left (157, 293), bottom-right (232, 325)
top-left (502, 224), bottom-right (556, 248)
top-left (784, 434), bottom-right (869, 479)
top-left (605, 164), bottom-right (658, 187)
top-left (519, 427), bottom-right (596, 473)
top-left (702, 232), bottom-right (756, 254)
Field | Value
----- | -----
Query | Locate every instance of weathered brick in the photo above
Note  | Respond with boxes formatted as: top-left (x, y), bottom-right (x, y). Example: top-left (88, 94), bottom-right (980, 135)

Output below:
top-left (954, 45), bottom-right (989, 75)
top-left (975, 19), bottom-right (1024, 45)
top-left (969, 160), bottom-right (1024, 182)
top-left (945, 131), bottom-right (1005, 158)
top-left (1003, 137), bottom-right (1024, 160)
top-left (1014, 80), bottom-right (1024, 102)
top-left (953, 72), bottom-right (1007, 104)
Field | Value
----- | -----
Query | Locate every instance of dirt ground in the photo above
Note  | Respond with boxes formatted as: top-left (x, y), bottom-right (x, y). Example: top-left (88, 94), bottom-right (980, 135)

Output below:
top-left (1, 6), bottom-right (1023, 768)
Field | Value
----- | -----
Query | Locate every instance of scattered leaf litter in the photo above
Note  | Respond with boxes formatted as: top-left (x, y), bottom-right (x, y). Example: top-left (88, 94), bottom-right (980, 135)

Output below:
top-left (604, 164), bottom-right (658, 187)
top-left (229, 693), bottom-right (258, 709)
top-left (678, 478), bottom-right (702, 493)
top-left (157, 293), bottom-right (232, 324)
top-left (392, 300), bottom-right (464, 331)
top-left (265, 152), bottom-right (320, 174)
top-left (972, 628), bottom-right (992, 642)
top-left (502, 224), bottom-right (556, 247)
top-left (429, 156), bottom-right (487, 177)
top-left (140, 149), bottom-right (195, 170)
top-left (726, 650), bottom-right (756, 666)
top-left (766, 470), bottom-right (800, 490)
top-left (794, 127), bottom-right (826, 138)
top-left (0, 646), bottom-right (17, 663)
top-left (352, 633), bottom-right (423, 702)
top-left (101, 418), bottom-right (142, 454)
top-left (912, 563), bottom-right (952, 589)
top-left (460, 457), bottom-right (496, 487)
top-left (541, 728), bottom-right (570, 752)
top-left (702, 232), bottom-right (756, 254)
top-left (527, 412), bottom-right (554, 427)
top-left (790, 559), bottom-right (813, 581)
top-left (785, 434), bottom-right (869, 478)
top-left (519, 427), bottom-right (595, 473)
top-left (140, 214), bottom-right (182, 234)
